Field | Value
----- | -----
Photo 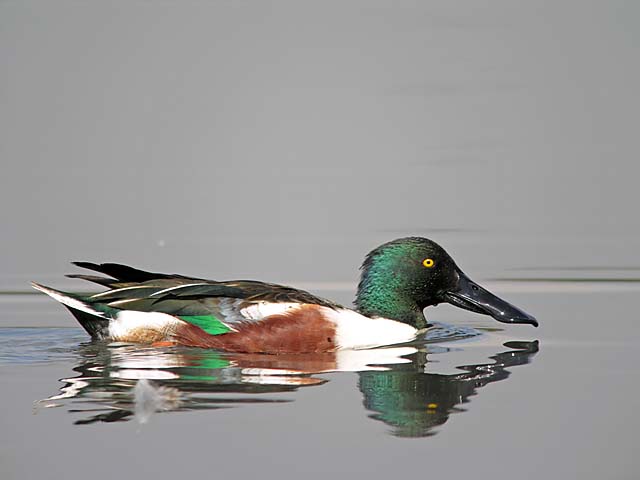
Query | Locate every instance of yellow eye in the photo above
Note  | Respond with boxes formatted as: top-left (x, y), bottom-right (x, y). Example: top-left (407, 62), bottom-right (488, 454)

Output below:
top-left (422, 258), bottom-right (435, 268)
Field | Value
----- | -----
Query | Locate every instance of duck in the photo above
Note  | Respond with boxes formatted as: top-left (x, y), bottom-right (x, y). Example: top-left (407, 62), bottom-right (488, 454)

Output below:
top-left (32, 237), bottom-right (537, 354)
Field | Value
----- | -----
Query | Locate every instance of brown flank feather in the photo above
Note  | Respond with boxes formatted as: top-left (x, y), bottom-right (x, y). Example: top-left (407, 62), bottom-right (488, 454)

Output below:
top-left (172, 305), bottom-right (337, 354)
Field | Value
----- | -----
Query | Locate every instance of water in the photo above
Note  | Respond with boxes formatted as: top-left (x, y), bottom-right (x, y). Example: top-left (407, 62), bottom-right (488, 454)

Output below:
top-left (2, 1), bottom-right (640, 478)
top-left (2, 283), bottom-right (639, 478)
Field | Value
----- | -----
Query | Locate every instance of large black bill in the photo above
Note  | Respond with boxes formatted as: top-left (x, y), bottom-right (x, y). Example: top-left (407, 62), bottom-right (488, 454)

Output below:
top-left (444, 271), bottom-right (538, 327)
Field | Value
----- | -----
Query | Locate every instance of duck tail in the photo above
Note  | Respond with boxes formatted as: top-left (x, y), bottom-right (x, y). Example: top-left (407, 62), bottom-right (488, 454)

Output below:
top-left (31, 282), bottom-right (110, 339)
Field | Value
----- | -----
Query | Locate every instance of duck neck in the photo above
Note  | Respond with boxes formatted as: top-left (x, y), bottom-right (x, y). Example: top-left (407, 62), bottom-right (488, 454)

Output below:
top-left (355, 283), bottom-right (428, 329)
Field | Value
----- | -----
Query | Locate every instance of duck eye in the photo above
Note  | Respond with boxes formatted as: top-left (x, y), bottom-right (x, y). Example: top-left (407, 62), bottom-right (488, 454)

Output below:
top-left (422, 258), bottom-right (435, 268)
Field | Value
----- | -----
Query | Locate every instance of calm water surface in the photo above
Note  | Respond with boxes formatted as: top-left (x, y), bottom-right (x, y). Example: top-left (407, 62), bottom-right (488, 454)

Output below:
top-left (1, 282), bottom-right (639, 479)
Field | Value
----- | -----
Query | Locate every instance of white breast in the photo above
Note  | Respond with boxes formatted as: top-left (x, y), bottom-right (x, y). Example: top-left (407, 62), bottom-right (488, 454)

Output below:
top-left (322, 307), bottom-right (418, 350)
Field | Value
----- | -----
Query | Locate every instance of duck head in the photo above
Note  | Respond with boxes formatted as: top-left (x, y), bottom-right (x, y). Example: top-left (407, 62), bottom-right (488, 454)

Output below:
top-left (355, 237), bottom-right (537, 329)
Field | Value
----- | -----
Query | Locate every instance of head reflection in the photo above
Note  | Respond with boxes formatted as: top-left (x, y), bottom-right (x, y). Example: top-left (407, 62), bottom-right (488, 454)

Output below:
top-left (43, 339), bottom-right (538, 434)
top-left (358, 341), bottom-right (538, 437)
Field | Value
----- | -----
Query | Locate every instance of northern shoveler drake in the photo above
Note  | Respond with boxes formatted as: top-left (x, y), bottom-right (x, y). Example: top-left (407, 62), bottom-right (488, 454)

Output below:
top-left (32, 237), bottom-right (537, 354)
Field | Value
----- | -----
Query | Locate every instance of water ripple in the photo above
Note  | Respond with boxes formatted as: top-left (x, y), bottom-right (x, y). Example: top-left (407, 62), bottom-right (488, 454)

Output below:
top-left (0, 328), bottom-right (86, 365)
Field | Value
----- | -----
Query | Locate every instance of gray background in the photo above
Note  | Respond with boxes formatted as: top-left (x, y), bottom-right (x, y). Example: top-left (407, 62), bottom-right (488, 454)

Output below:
top-left (2, 0), bottom-right (639, 290)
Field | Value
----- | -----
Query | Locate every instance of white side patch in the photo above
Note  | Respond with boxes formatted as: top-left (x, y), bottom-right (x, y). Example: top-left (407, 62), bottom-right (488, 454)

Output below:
top-left (239, 302), bottom-right (301, 320)
top-left (108, 310), bottom-right (181, 340)
top-left (324, 307), bottom-right (418, 350)
top-left (217, 298), bottom-right (247, 323)
top-left (31, 282), bottom-right (105, 317)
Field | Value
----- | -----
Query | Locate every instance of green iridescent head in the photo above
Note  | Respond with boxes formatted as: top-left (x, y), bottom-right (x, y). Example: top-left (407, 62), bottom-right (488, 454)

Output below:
top-left (355, 237), bottom-right (538, 329)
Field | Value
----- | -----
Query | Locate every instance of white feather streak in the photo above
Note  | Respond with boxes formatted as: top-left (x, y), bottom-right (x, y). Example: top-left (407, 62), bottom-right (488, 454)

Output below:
top-left (149, 283), bottom-right (210, 297)
top-left (91, 285), bottom-right (154, 299)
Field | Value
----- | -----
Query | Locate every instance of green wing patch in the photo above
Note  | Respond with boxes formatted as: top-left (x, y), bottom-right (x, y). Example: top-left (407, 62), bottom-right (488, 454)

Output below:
top-left (178, 315), bottom-right (232, 335)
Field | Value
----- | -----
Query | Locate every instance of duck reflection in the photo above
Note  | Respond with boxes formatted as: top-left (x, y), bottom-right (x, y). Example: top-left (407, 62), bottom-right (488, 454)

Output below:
top-left (41, 339), bottom-right (538, 435)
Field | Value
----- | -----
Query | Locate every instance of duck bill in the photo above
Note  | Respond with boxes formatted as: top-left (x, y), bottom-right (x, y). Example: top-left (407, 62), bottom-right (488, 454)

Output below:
top-left (444, 271), bottom-right (538, 327)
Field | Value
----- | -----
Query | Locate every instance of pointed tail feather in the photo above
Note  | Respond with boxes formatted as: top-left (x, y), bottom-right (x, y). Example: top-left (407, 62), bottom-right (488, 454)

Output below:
top-left (71, 262), bottom-right (190, 283)
top-left (31, 282), bottom-right (110, 338)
